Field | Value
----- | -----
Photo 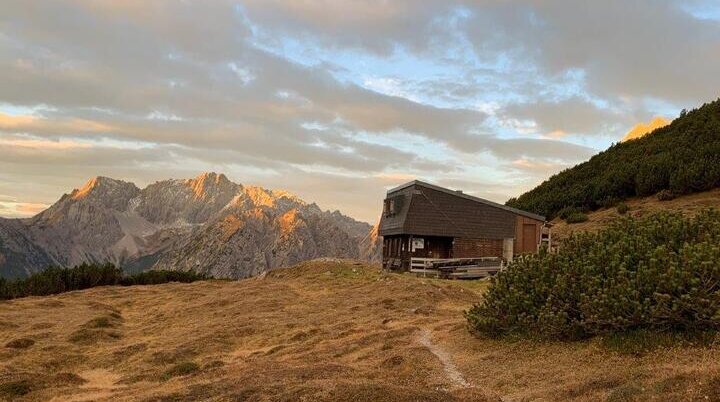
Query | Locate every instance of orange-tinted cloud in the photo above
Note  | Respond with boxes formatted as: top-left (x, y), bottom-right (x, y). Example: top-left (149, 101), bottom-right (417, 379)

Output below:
top-left (621, 117), bottom-right (670, 142)
top-left (0, 136), bottom-right (92, 150)
top-left (0, 112), bottom-right (112, 135)
top-left (0, 201), bottom-right (49, 218)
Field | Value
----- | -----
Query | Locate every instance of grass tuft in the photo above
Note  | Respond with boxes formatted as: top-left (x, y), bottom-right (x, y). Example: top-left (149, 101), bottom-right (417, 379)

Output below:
top-left (162, 362), bottom-right (200, 381)
top-left (606, 383), bottom-right (643, 402)
top-left (5, 338), bottom-right (35, 349)
top-left (0, 380), bottom-right (33, 398)
top-left (601, 330), bottom-right (717, 356)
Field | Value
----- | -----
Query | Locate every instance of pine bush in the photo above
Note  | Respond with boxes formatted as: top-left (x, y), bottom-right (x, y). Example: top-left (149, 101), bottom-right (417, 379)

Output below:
top-left (565, 212), bottom-right (589, 224)
top-left (657, 189), bottom-right (676, 201)
top-left (466, 209), bottom-right (720, 339)
top-left (0, 264), bottom-right (210, 300)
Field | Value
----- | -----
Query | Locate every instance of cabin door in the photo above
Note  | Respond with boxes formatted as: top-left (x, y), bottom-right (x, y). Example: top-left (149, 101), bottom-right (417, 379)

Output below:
top-left (522, 223), bottom-right (537, 253)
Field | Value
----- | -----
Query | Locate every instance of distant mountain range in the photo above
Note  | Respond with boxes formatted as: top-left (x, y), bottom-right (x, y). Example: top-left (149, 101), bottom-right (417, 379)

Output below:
top-left (0, 173), bottom-right (381, 279)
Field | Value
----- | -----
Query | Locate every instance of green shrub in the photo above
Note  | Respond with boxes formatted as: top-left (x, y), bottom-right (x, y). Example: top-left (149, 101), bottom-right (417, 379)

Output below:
top-left (0, 264), bottom-right (210, 300)
top-left (565, 212), bottom-right (589, 224)
top-left (466, 209), bottom-right (720, 339)
top-left (616, 203), bottom-right (629, 215)
top-left (600, 197), bottom-right (621, 209)
top-left (657, 189), bottom-right (676, 201)
top-left (557, 206), bottom-right (582, 220)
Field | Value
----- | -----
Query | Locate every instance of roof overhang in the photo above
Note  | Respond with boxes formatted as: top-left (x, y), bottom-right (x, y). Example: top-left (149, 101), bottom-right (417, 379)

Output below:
top-left (385, 179), bottom-right (546, 222)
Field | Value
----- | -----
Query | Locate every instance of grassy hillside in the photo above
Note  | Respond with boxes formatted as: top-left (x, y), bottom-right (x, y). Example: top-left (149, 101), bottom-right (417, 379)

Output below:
top-left (507, 98), bottom-right (720, 218)
top-left (1, 260), bottom-right (719, 401)
top-left (551, 187), bottom-right (720, 242)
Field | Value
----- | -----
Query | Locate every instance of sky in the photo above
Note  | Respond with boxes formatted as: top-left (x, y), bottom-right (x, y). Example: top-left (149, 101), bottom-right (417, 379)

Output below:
top-left (1, 1), bottom-right (719, 223)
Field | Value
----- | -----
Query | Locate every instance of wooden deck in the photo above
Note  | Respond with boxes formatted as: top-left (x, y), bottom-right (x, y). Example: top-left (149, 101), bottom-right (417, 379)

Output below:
top-left (409, 257), bottom-right (504, 279)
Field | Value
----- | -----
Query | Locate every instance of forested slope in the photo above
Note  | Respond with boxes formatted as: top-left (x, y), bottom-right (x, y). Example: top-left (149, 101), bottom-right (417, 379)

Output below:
top-left (507, 98), bottom-right (720, 218)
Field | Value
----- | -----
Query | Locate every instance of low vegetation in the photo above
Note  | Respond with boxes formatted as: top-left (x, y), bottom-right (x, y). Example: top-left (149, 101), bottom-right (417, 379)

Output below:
top-left (507, 98), bottom-right (720, 218)
top-left (0, 263), bottom-right (210, 300)
top-left (466, 209), bottom-right (720, 339)
top-left (161, 362), bottom-right (200, 381)
top-left (565, 212), bottom-right (589, 224)
top-left (657, 189), bottom-right (676, 201)
top-left (0, 380), bottom-right (32, 399)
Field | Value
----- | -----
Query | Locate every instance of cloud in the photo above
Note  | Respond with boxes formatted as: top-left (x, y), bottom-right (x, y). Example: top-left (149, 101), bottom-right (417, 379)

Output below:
top-left (0, 112), bottom-right (112, 137)
top-left (1, 0), bottom-right (714, 222)
top-left (240, 0), bottom-right (459, 55)
top-left (500, 97), bottom-right (629, 137)
top-left (462, 1), bottom-right (720, 104)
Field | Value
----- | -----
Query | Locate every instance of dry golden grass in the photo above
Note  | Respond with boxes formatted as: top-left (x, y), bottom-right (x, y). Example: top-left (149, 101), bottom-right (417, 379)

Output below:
top-left (1, 259), bottom-right (720, 401)
top-left (552, 188), bottom-right (720, 242)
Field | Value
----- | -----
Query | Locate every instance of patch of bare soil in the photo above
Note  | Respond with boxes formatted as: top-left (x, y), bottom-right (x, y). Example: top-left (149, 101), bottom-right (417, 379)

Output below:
top-left (1, 259), bottom-right (719, 401)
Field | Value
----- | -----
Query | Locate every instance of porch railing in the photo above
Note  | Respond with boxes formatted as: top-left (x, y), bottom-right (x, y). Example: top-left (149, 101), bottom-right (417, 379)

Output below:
top-left (409, 257), bottom-right (504, 279)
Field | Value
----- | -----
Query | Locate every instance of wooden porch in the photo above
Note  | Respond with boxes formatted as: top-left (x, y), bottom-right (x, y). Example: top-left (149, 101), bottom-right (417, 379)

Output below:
top-left (409, 257), bottom-right (504, 279)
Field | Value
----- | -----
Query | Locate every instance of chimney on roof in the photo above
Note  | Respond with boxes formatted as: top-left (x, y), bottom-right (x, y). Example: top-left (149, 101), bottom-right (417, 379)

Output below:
top-left (456, 190), bottom-right (463, 194)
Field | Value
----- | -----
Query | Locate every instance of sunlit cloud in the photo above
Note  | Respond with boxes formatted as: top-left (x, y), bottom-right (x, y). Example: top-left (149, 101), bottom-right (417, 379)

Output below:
top-left (0, 1), bottom-right (716, 222)
top-left (0, 201), bottom-right (49, 218)
top-left (622, 116), bottom-right (671, 142)
top-left (0, 135), bottom-right (92, 150)
top-left (0, 112), bottom-right (112, 135)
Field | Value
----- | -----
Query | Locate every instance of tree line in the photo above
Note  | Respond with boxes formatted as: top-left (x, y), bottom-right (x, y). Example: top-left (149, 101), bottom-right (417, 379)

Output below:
top-left (0, 263), bottom-right (210, 300)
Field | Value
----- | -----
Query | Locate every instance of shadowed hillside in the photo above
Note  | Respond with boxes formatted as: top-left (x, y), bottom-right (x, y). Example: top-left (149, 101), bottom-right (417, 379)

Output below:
top-left (507, 98), bottom-right (720, 218)
top-left (1, 260), bottom-right (719, 401)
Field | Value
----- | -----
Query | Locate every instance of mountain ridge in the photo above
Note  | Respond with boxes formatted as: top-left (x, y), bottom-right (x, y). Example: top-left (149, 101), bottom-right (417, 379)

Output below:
top-left (0, 172), bottom-right (378, 279)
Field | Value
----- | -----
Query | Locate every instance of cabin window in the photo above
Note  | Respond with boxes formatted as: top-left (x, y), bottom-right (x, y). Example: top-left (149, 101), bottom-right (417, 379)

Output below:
top-left (383, 198), bottom-right (395, 217)
top-left (383, 195), bottom-right (404, 217)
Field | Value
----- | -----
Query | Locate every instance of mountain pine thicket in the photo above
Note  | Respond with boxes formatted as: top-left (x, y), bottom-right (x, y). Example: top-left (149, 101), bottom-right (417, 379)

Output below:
top-left (506, 98), bottom-right (720, 218)
top-left (0, 263), bottom-right (210, 300)
top-left (466, 210), bottom-right (720, 339)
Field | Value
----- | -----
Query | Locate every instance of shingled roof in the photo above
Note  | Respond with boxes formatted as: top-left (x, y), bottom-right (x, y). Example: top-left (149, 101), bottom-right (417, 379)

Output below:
top-left (378, 180), bottom-right (545, 238)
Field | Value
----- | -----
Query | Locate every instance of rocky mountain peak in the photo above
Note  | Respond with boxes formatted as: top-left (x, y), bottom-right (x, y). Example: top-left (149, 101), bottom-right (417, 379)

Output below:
top-left (70, 176), bottom-right (139, 202)
top-left (242, 186), bottom-right (302, 209)
top-left (184, 172), bottom-right (236, 200)
top-left (35, 176), bottom-right (141, 216)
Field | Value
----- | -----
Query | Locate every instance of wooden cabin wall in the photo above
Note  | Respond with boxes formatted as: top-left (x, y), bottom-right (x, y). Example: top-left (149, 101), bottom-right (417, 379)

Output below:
top-left (514, 215), bottom-right (543, 254)
top-left (382, 235), bottom-right (412, 270)
top-left (452, 238), bottom-right (504, 258)
top-left (410, 236), bottom-right (452, 259)
top-left (383, 235), bottom-right (408, 258)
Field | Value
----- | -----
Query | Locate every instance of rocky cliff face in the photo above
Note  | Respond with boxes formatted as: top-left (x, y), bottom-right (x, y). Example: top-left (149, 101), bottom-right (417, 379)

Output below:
top-left (0, 218), bottom-right (57, 279)
top-left (0, 173), bottom-right (376, 279)
top-left (358, 223), bottom-right (382, 264)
